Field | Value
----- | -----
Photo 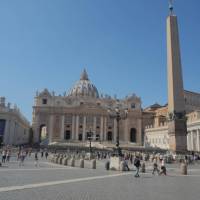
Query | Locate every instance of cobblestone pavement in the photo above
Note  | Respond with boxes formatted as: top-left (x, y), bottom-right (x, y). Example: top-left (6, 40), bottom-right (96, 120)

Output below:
top-left (0, 155), bottom-right (200, 200)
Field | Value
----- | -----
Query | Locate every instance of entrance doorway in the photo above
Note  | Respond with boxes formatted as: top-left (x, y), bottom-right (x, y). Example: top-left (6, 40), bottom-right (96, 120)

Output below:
top-left (130, 128), bottom-right (136, 143)
top-left (78, 134), bottom-right (82, 141)
top-left (39, 124), bottom-right (47, 143)
top-left (65, 130), bottom-right (71, 140)
top-left (107, 131), bottom-right (112, 141)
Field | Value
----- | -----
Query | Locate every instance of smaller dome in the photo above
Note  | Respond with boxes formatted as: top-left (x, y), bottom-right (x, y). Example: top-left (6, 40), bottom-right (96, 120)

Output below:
top-left (68, 69), bottom-right (99, 98)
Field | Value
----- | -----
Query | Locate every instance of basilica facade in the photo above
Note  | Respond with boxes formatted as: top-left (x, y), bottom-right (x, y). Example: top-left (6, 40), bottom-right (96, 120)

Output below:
top-left (32, 70), bottom-right (143, 146)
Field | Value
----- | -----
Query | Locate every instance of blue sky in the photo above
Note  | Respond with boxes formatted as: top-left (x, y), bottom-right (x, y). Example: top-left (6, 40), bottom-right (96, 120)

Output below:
top-left (0, 0), bottom-right (199, 122)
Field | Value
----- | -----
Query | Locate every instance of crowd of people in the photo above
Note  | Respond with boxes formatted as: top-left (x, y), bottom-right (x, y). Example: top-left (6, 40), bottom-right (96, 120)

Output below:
top-left (1, 146), bottom-right (200, 178)
top-left (0, 146), bottom-right (49, 167)
top-left (1, 148), bottom-right (11, 163)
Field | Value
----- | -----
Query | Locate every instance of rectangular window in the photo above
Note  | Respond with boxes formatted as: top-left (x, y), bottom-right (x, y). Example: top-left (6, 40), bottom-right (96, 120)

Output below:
top-left (65, 115), bottom-right (72, 124)
top-left (0, 119), bottom-right (6, 136)
top-left (131, 103), bottom-right (135, 109)
top-left (42, 99), bottom-right (47, 104)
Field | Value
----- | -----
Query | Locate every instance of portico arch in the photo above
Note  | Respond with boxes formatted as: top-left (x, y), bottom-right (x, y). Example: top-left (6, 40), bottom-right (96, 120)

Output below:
top-left (39, 124), bottom-right (48, 143)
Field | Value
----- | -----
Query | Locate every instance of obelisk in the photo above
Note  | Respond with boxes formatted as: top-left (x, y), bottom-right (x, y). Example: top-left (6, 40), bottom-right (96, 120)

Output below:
top-left (167, 1), bottom-right (187, 152)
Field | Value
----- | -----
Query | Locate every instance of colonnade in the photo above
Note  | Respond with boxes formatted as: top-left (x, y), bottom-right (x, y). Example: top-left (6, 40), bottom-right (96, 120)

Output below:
top-left (187, 129), bottom-right (200, 152)
top-left (45, 115), bottom-right (118, 143)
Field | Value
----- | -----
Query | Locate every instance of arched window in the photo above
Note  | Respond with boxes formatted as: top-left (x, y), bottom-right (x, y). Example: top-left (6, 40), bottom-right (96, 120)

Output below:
top-left (130, 128), bottom-right (136, 143)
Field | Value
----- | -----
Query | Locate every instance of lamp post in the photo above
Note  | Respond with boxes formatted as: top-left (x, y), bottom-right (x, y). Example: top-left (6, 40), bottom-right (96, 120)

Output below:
top-left (108, 107), bottom-right (128, 157)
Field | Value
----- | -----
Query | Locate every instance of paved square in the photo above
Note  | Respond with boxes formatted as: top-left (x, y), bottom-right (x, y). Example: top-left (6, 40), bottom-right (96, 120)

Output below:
top-left (0, 155), bottom-right (200, 200)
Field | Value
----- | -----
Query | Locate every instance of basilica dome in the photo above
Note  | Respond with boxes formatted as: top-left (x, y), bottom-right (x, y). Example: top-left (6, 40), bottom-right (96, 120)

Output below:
top-left (68, 69), bottom-right (99, 98)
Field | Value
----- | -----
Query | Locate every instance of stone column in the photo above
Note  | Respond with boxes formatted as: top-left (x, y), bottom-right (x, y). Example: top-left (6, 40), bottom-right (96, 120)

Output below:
top-left (190, 131), bottom-right (193, 151)
top-left (48, 115), bottom-right (54, 143)
top-left (124, 119), bottom-right (129, 142)
top-left (193, 130), bottom-right (197, 152)
top-left (113, 119), bottom-right (117, 142)
top-left (32, 115), bottom-right (40, 143)
top-left (104, 117), bottom-right (107, 141)
top-left (75, 115), bottom-right (79, 141)
top-left (72, 115), bottom-right (76, 140)
top-left (187, 131), bottom-right (190, 151)
top-left (93, 117), bottom-right (96, 141)
top-left (197, 129), bottom-right (200, 151)
top-left (100, 116), bottom-right (104, 141)
top-left (60, 115), bottom-right (65, 140)
top-left (4, 119), bottom-right (9, 144)
top-left (83, 116), bottom-right (86, 141)
top-left (191, 131), bottom-right (194, 151)
top-left (137, 118), bottom-right (142, 145)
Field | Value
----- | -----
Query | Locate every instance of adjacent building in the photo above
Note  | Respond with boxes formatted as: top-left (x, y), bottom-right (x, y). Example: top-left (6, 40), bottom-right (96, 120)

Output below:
top-left (144, 90), bottom-right (200, 152)
top-left (0, 97), bottom-right (30, 145)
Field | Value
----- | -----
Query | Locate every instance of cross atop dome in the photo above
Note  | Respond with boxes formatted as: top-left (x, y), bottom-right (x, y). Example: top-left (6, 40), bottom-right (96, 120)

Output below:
top-left (169, 0), bottom-right (174, 15)
top-left (80, 69), bottom-right (89, 80)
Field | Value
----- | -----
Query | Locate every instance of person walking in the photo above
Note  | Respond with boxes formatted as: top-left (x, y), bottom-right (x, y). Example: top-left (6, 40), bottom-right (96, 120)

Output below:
top-left (19, 151), bottom-right (26, 166)
top-left (34, 152), bottom-right (39, 167)
top-left (6, 150), bottom-right (11, 162)
top-left (152, 158), bottom-right (160, 175)
top-left (2, 150), bottom-right (6, 163)
top-left (159, 159), bottom-right (167, 175)
top-left (41, 150), bottom-right (44, 158)
top-left (134, 156), bottom-right (141, 177)
top-left (124, 158), bottom-right (130, 171)
top-left (45, 151), bottom-right (48, 159)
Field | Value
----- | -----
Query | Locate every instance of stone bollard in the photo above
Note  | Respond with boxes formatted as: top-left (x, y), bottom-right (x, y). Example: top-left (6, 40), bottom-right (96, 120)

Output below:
top-left (105, 161), bottom-right (110, 170)
top-left (52, 157), bottom-right (56, 163)
top-left (55, 156), bottom-right (60, 163)
top-left (48, 155), bottom-right (52, 162)
top-left (141, 162), bottom-right (145, 173)
top-left (53, 156), bottom-right (56, 163)
top-left (80, 159), bottom-right (84, 168)
top-left (92, 159), bottom-right (96, 169)
top-left (59, 157), bottom-right (63, 165)
top-left (120, 161), bottom-right (126, 171)
top-left (70, 158), bottom-right (75, 167)
top-left (180, 163), bottom-right (187, 175)
top-left (62, 157), bottom-right (68, 166)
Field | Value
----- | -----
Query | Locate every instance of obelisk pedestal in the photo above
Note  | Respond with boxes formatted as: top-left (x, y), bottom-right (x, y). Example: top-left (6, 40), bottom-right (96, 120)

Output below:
top-left (168, 119), bottom-right (187, 152)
